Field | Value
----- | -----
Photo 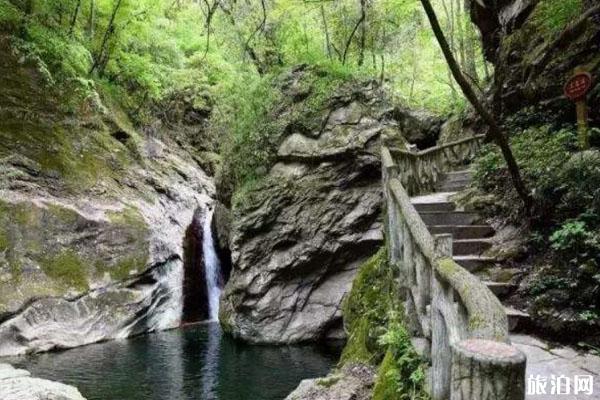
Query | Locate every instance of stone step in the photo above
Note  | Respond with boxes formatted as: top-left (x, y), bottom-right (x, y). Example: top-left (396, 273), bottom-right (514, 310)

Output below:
top-left (429, 225), bottom-right (494, 239)
top-left (452, 239), bottom-right (492, 256)
top-left (420, 211), bottom-right (480, 226)
top-left (413, 202), bottom-right (456, 212)
top-left (442, 170), bottom-right (472, 182)
top-left (436, 181), bottom-right (470, 192)
top-left (453, 255), bottom-right (497, 272)
top-left (484, 281), bottom-right (518, 299)
top-left (505, 306), bottom-right (530, 333)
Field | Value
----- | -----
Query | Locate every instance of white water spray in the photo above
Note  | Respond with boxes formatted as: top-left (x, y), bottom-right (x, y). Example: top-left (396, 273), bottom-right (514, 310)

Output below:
top-left (202, 208), bottom-right (222, 321)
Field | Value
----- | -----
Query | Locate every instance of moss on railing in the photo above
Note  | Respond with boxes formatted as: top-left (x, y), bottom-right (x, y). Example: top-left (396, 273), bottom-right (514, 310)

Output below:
top-left (436, 257), bottom-right (508, 342)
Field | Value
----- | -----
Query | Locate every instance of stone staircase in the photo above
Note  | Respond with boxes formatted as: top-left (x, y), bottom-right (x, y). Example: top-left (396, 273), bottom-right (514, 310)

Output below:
top-left (410, 169), bottom-right (530, 332)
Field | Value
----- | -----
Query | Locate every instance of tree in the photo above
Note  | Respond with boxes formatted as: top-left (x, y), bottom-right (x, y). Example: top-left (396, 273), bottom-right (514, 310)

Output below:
top-left (419, 0), bottom-right (532, 214)
top-left (89, 0), bottom-right (125, 75)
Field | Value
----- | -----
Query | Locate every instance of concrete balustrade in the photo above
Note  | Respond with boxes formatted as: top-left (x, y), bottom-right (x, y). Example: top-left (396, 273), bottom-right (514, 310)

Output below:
top-left (382, 141), bottom-right (526, 400)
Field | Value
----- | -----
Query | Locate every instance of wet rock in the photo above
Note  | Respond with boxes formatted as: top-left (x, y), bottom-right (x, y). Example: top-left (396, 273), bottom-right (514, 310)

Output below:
top-left (0, 363), bottom-right (86, 400)
top-left (285, 364), bottom-right (376, 400)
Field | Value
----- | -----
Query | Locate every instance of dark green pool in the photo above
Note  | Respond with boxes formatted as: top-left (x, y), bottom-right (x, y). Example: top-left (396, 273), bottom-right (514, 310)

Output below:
top-left (11, 322), bottom-right (340, 400)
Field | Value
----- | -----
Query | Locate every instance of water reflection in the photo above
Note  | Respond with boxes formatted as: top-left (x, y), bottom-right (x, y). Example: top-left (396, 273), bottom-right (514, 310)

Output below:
top-left (11, 323), bottom-right (340, 400)
top-left (200, 322), bottom-right (221, 399)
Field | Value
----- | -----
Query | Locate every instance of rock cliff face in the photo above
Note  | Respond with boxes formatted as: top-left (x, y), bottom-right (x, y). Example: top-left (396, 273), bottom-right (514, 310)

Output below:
top-left (471, 0), bottom-right (600, 124)
top-left (0, 36), bottom-right (214, 355)
top-left (219, 70), bottom-right (402, 344)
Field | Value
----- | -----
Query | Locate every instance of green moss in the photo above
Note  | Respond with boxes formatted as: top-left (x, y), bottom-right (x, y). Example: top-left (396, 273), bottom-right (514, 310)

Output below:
top-left (96, 256), bottom-right (146, 281)
top-left (107, 206), bottom-right (147, 231)
top-left (0, 230), bottom-right (8, 252)
top-left (372, 350), bottom-right (400, 400)
top-left (40, 250), bottom-right (88, 291)
top-left (339, 247), bottom-right (399, 366)
top-left (339, 246), bottom-right (429, 399)
top-left (340, 317), bottom-right (374, 365)
top-left (316, 375), bottom-right (342, 388)
top-left (46, 204), bottom-right (80, 225)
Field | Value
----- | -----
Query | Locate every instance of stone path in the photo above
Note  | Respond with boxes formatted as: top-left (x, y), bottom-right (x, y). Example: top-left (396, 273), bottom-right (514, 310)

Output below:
top-left (513, 335), bottom-right (600, 399)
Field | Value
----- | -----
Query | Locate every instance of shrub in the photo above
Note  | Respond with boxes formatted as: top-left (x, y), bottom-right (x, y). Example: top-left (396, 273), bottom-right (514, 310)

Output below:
top-left (373, 314), bottom-right (428, 400)
top-left (473, 125), bottom-right (578, 223)
top-left (557, 150), bottom-right (600, 217)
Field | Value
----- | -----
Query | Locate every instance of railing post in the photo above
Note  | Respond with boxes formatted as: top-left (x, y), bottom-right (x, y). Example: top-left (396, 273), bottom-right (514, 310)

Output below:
top-left (431, 234), bottom-right (453, 400)
top-left (450, 339), bottom-right (526, 400)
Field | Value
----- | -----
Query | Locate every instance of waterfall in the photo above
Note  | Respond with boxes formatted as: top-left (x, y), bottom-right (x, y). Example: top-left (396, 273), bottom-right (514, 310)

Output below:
top-left (202, 208), bottom-right (222, 321)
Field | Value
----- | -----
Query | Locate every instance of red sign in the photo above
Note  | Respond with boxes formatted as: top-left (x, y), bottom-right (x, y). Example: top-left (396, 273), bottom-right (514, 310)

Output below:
top-left (564, 72), bottom-right (593, 101)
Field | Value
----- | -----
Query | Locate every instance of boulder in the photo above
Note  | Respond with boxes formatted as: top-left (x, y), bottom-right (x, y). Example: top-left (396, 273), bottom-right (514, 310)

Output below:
top-left (285, 364), bottom-right (376, 400)
top-left (219, 73), bottom-right (389, 343)
top-left (0, 363), bottom-right (86, 400)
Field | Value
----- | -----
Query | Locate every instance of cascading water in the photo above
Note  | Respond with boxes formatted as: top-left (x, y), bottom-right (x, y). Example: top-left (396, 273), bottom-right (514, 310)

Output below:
top-left (202, 208), bottom-right (223, 321)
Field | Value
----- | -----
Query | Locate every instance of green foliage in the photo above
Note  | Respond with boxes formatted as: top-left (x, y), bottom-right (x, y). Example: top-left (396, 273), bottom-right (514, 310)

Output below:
top-left (531, 0), bottom-right (582, 38)
top-left (473, 125), bottom-right (578, 221)
top-left (214, 73), bottom-right (280, 193)
top-left (340, 248), bottom-right (394, 365)
top-left (3, 0), bottom-right (479, 124)
top-left (373, 317), bottom-right (428, 400)
top-left (0, 0), bottom-right (22, 30)
top-left (339, 246), bottom-right (428, 398)
top-left (474, 124), bottom-right (600, 334)
top-left (550, 220), bottom-right (594, 253)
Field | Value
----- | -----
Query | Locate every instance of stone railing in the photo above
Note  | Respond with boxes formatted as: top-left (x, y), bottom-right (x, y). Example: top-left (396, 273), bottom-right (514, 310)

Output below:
top-left (382, 143), bottom-right (526, 400)
top-left (388, 134), bottom-right (485, 196)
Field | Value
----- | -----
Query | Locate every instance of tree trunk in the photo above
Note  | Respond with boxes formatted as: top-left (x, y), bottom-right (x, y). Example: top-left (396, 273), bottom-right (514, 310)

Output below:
top-left (69, 0), bottom-right (82, 36)
top-left (455, 0), bottom-right (467, 70)
top-left (320, 4), bottom-right (332, 60)
top-left (419, 0), bottom-right (532, 214)
top-left (89, 0), bottom-right (124, 75)
top-left (342, 0), bottom-right (366, 65)
top-left (463, 0), bottom-right (479, 83)
top-left (218, 0), bottom-right (265, 75)
top-left (88, 0), bottom-right (95, 38)
top-left (358, 0), bottom-right (367, 66)
top-left (379, 54), bottom-right (385, 84)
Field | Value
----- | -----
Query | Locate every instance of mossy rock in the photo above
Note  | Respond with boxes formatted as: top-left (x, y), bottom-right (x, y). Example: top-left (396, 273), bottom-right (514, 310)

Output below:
top-left (338, 245), bottom-right (429, 399)
top-left (0, 199), bottom-right (149, 312)
top-left (372, 350), bottom-right (400, 400)
top-left (39, 250), bottom-right (88, 291)
top-left (339, 247), bottom-right (402, 366)
top-left (339, 317), bottom-right (373, 365)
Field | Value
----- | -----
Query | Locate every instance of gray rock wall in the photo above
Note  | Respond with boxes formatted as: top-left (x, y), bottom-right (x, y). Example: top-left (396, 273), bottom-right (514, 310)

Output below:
top-left (0, 36), bottom-right (214, 356)
top-left (219, 75), bottom-right (393, 343)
